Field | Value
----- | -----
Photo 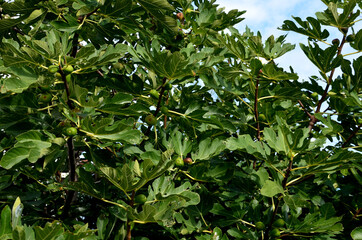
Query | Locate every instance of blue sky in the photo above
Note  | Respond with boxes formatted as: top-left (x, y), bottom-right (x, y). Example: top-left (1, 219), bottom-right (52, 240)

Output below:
top-left (214, 0), bottom-right (359, 81)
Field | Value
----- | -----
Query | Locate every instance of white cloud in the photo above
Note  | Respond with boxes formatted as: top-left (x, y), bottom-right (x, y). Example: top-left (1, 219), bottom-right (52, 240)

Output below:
top-left (214, 0), bottom-right (358, 82)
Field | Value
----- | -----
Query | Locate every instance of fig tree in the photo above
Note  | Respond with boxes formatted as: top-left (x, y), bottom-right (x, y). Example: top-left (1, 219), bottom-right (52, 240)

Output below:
top-left (175, 156), bottom-right (184, 167)
top-left (63, 127), bottom-right (77, 136)
top-left (145, 114), bottom-right (157, 125)
top-left (134, 194), bottom-right (147, 204)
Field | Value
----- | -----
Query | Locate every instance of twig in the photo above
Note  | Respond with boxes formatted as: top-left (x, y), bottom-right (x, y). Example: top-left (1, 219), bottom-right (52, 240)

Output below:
top-left (265, 157), bottom-right (293, 239)
top-left (298, 100), bottom-right (316, 131)
top-left (342, 124), bottom-right (361, 148)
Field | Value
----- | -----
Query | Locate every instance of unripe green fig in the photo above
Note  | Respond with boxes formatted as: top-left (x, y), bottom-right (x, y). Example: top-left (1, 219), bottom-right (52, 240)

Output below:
top-left (113, 62), bottom-right (124, 71)
top-left (183, 157), bottom-right (193, 164)
top-left (161, 106), bottom-right (169, 114)
top-left (255, 221), bottom-right (265, 230)
top-left (328, 91), bottom-right (337, 96)
top-left (145, 114), bottom-right (157, 125)
top-left (48, 65), bottom-right (59, 73)
top-left (38, 93), bottom-right (52, 103)
top-left (258, 114), bottom-right (266, 121)
top-left (149, 89), bottom-right (159, 99)
top-left (164, 83), bottom-right (172, 90)
top-left (55, 72), bottom-right (62, 79)
top-left (270, 228), bottom-right (280, 237)
top-left (273, 219), bottom-right (285, 227)
top-left (40, 85), bottom-right (51, 91)
top-left (311, 92), bottom-right (318, 100)
top-left (185, 8), bottom-right (193, 14)
top-left (66, 74), bottom-right (72, 83)
top-left (63, 127), bottom-right (77, 136)
top-left (332, 38), bottom-right (340, 46)
top-left (113, 143), bottom-right (122, 150)
top-left (134, 194), bottom-right (147, 204)
top-left (346, 34), bottom-right (355, 42)
top-left (175, 157), bottom-right (184, 167)
top-left (63, 65), bottom-right (74, 73)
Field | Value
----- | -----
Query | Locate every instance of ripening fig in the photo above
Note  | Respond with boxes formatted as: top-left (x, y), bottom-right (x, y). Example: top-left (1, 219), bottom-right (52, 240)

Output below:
top-left (183, 157), bottom-right (193, 164)
top-left (145, 114), bottom-right (157, 125)
top-left (176, 12), bottom-right (184, 21)
top-left (38, 93), bottom-right (52, 103)
top-left (332, 38), bottom-right (340, 46)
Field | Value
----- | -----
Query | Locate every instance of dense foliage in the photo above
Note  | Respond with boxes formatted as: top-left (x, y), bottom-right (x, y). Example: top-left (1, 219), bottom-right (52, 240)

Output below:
top-left (0, 0), bottom-right (361, 239)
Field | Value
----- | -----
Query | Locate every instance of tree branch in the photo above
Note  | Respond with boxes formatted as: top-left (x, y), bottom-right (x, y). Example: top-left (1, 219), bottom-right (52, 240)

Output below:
top-left (145, 77), bottom-right (167, 136)
top-left (254, 78), bottom-right (261, 141)
top-left (307, 35), bottom-right (347, 131)
top-left (342, 124), bottom-right (361, 148)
